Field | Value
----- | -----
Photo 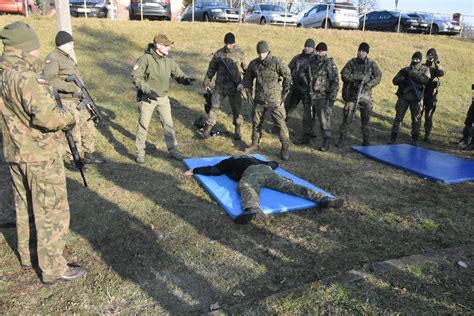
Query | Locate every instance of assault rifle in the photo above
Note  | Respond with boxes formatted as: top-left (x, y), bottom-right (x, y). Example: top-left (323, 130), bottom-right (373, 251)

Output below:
top-left (66, 74), bottom-right (104, 125)
top-left (401, 70), bottom-right (423, 102)
top-left (346, 82), bottom-right (365, 124)
top-left (307, 62), bottom-right (315, 119)
top-left (219, 59), bottom-right (254, 108)
top-left (52, 90), bottom-right (88, 187)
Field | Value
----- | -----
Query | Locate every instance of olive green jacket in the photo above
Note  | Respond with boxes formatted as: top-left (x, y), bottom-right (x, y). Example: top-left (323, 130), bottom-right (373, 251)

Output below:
top-left (0, 47), bottom-right (75, 163)
top-left (43, 47), bottom-right (81, 99)
top-left (132, 44), bottom-right (188, 97)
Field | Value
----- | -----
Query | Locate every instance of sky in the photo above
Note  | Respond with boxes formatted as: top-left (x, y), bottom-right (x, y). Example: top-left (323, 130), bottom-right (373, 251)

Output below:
top-left (376, 0), bottom-right (474, 17)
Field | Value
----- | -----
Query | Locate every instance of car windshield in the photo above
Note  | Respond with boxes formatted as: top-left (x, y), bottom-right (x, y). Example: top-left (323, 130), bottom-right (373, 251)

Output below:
top-left (200, 2), bottom-right (228, 7)
top-left (390, 11), bottom-right (411, 18)
top-left (335, 3), bottom-right (357, 10)
top-left (259, 5), bottom-right (284, 12)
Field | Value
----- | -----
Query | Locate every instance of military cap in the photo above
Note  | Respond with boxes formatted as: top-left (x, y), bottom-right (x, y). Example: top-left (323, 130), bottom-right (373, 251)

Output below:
top-left (154, 34), bottom-right (173, 46)
top-left (224, 32), bottom-right (235, 44)
top-left (412, 51), bottom-right (422, 60)
top-left (316, 42), bottom-right (327, 51)
top-left (304, 38), bottom-right (316, 48)
top-left (0, 21), bottom-right (40, 52)
top-left (358, 42), bottom-right (369, 54)
top-left (426, 48), bottom-right (437, 56)
top-left (55, 31), bottom-right (73, 47)
top-left (256, 40), bottom-right (270, 54)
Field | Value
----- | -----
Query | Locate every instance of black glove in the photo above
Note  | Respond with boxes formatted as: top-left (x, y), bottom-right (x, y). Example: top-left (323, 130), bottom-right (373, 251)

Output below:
top-left (146, 90), bottom-right (159, 101)
top-left (62, 121), bottom-right (76, 132)
top-left (181, 77), bottom-right (196, 86)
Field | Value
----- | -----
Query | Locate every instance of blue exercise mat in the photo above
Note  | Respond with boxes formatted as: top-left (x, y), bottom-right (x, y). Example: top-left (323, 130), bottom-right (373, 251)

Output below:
top-left (183, 154), bottom-right (334, 219)
top-left (352, 144), bottom-right (474, 184)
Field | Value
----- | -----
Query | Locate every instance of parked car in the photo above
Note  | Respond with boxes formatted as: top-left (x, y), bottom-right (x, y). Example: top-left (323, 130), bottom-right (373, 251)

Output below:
top-left (410, 12), bottom-right (461, 35)
top-left (297, 2), bottom-right (358, 29)
top-left (129, 0), bottom-right (171, 20)
top-left (69, 0), bottom-right (107, 17)
top-left (244, 3), bottom-right (297, 26)
top-left (180, 1), bottom-right (240, 22)
top-left (360, 10), bottom-right (429, 33)
top-left (0, 0), bottom-right (38, 15)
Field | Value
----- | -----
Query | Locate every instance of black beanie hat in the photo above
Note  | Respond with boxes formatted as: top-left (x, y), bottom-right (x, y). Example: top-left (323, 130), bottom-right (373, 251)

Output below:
top-left (256, 40), bottom-right (270, 54)
top-left (304, 38), bottom-right (316, 48)
top-left (426, 48), bottom-right (437, 56)
top-left (55, 31), bottom-right (73, 47)
top-left (358, 42), bottom-right (370, 54)
top-left (315, 42), bottom-right (327, 51)
top-left (0, 21), bottom-right (40, 52)
top-left (412, 51), bottom-right (422, 60)
top-left (224, 32), bottom-right (235, 44)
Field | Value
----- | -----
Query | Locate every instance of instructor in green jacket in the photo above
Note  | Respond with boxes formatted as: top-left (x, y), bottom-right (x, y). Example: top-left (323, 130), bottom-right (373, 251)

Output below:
top-left (132, 34), bottom-right (194, 163)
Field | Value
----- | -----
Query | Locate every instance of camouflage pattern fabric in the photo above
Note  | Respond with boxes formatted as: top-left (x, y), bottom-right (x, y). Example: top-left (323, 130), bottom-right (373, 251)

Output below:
top-left (391, 97), bottom-right (423, 137)
top-left (251, 102), bottom-right (289, 144)
top-left (0, 46), bottom-right (75, 282)
top-left (205, 86), bottom-right (243, 127)
top-left (421, 60), bottom-right (444, 136)
top-left (238, 164), bottom-right (328, 211)
top-left (313, 98), bottom-right (333, 138)
top-left (309, 56), bottom-right (339, 101)
top-left (339, 57), bottom-right (382, 138)
top-left (203, 45), bottom-right (248, 91)
top-left (10, 158), bottom-right (69, 282)
top-left (44, 48), bottom-right (97, 155)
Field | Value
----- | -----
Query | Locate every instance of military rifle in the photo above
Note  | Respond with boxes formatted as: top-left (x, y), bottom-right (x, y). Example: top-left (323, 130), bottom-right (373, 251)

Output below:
top-left (52, 90), bottom-right (88, 188)
top-left (401, 70), bottom-right (423, 102)
top-left (66, 74), bottom-right (104, 125)
top-left (219, 59), bottom-right (254, 108)
top-left (346, 82), bottom-right (364, 124)
top-left (307, 60), bottom-right (315, 119)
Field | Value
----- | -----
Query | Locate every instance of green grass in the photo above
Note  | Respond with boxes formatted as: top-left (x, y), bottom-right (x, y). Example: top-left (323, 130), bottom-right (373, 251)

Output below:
top-left (1, 16), bottom-right (473, 314)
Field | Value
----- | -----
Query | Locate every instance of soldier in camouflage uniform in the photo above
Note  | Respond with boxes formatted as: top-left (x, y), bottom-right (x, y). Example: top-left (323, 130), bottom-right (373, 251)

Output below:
top-left (390, 52), bottom-right (431, 145)
top-left (202, 32), bottom-right (248, 140)
top-left (287, 38), bottom-right (319, 145)
top-left (243, 41), bottom-right (292, 160)
top-left (336, 42), bottom-right (382, 147)
top-left (132, 34), bottom-right (195, 163)
top-left (459, 90), bottom-right (474, 150)
top-left (44, 31), bottom-right (105, 166)
top-left (0, 22), bottom-right (85, 284)
top-left (308, 42), bottom-right (339, 151)
top-left (421, 48), bottom-right (444, 143)
top-left (184, 155), bottom-right (344, 224)
top-left (0, 131), bottom-right (16, 227)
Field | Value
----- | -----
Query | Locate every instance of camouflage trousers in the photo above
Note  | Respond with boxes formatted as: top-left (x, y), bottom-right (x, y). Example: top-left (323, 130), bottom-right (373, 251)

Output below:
top-left (391, 97), bottom-right (422, 137)
top-left (206, 86), bottom-right (243, 127)
top-left (339, 100), bottom-right (373, 138)
top-left (136, 97), bottom-right (178, 157)
top-left (238, 164), bottom-right (328, 211)
top-left (421, 94), bottom-right (438, 135)
top-left (9, 158), bottom-right (70, 282)
top-left (62, 98), bottom-right (96, 156)
top-left (251, 102), bottom-right (289, 144)
top-left (313, 98), bottom-right (333, 138)
top-left (0, 164), bottom-right (15, 225)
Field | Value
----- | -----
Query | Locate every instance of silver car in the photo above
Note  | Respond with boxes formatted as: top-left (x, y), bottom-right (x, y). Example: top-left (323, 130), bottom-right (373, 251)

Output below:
top-left (244, 3), bottom-right (297, 26)
top-left (415, 12), bottom-right (461, 35)
top-left (297, 2), bottom-right (359, 29)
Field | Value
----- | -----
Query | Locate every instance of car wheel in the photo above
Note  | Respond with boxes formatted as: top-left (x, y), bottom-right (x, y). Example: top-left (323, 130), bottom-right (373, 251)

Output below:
top-left (322, 19), bottom-right (331, 29)
top-left (260, 17), bottom-right (266, 25)
top-left (202, 12), bottom-right (209, 22)
top-left (297, 23), bottom-right (302, 28)
top-left (431, 24), bottom-right (439, 34)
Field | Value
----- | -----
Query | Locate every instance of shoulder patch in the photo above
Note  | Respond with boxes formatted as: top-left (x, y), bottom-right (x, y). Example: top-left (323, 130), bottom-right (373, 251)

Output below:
top-left (37, 78), bottom-right (48, 85)
top-left (45, 59), bottom-right (51, 64)
top-left (133, 64), bottom-right (139, 71)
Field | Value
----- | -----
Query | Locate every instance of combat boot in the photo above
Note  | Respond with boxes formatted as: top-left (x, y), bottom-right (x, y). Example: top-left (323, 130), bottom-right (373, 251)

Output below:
top-left (43, 265), bottom-right (86, 285)
top-left (465, 141), bottom-right (474, 151)
top-left (410, 134), bottom-right (419, 146)
top-left (424, 133), bottom-right (432, 143)
top-left (169, 147), bottom-right (184, 161)
top-left (234, 207), bottom-right (258, 224)
top-left (335, 135), bottom-right (345, 148)
top-left (293, 134), bottom-right (310, 146)
top-left (319, 197), bottom-right (344, 209)
top-left (388, 132), bottom-right (398, 144)
top-left (200, 124), bottom-right (213, 139)
top-left (280, 142), bottom-right (290, 160)
top-left (319, 137), bottom-right (330, 152)
top-left (244, 139), bottom-right (259, 153)
top-left (234, 125), bottom-right (242, 141)
top-left (362, 134), bottom-right (370, 146)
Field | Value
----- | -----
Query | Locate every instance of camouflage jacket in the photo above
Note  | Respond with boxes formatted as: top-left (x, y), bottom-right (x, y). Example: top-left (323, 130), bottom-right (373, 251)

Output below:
top-left (341, 57), bottom-right (382, 102)
top-left (132, 44), bottom-right (188, 97)
top-left (243, 53), bottom-right (291, 105)
top-left (43, 47), bottom-right (82, 99)
top-left (393, 63), bottom-right (430, 101)
top-left (288, 51), bottom-right (316, 91)
top-left (309, 56), bottom-right (339, 101)
top-left (203, 45), bottom-right (248, 91)
top-left (0, 47), bottom-right (75, 163)
top-left (423, 60), bottom-right (444, 97)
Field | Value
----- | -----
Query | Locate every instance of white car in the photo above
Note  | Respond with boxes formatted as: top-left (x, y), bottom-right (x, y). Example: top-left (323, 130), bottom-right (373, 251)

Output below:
top-left (244, 3), bottom-right (297, 26)
top-left (297, 2), bottom-right (359, 29)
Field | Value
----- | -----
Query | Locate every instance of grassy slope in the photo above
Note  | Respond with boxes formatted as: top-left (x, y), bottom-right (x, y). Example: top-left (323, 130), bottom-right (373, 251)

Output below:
top-left (0, 16), bottom-right (473, 314)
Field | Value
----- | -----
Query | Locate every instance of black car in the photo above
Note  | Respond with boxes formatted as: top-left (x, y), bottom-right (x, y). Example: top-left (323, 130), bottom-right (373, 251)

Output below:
top-left (129, 0), bottom-right (171, 20)
top-left (360, 10), bottom-right (429, 33)
top-left (180, 1), bottom-right (240, 22)
top-left (69, 0), bottom-right (107, 18)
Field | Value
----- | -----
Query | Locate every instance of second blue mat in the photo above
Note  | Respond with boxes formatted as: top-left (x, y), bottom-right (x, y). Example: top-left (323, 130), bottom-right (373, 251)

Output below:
top-left (183, 154), bottom-right (334, 219)
top-left (352, 144), bottom-right (474, 184)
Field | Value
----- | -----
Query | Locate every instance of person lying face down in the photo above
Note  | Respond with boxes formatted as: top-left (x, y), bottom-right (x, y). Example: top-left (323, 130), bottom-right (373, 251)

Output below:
top-left (184, 155), bottom-right (344, 224)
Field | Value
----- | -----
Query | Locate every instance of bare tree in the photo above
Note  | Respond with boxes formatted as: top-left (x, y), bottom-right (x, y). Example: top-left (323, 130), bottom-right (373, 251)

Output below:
top-left (358, 0), bottom-right (377, 14)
